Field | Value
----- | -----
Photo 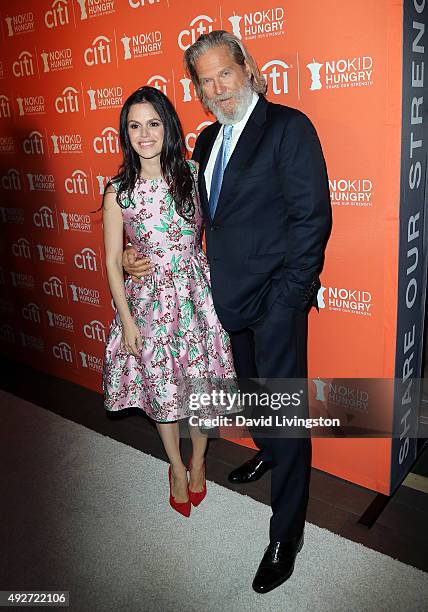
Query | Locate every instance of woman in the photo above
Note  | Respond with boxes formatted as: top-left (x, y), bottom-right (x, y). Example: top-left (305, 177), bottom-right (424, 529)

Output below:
top-left (102, 86), bottom-right (235, 517)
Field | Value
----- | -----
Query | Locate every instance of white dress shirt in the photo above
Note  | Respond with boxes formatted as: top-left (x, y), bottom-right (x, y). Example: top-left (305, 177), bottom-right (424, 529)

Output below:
top-left (204, 92), bottom-right (259, 197)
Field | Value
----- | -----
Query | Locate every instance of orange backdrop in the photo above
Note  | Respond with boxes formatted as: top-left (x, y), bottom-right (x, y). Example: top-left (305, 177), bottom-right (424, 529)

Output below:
top-left (0, 0), bottom-right (408, 493)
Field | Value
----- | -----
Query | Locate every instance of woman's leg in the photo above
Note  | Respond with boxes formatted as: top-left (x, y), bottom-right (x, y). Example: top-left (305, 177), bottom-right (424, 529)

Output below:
top-left (156, 422), bottom-right (188, 502)
top-left (188, 422), bottom-right (208, 492)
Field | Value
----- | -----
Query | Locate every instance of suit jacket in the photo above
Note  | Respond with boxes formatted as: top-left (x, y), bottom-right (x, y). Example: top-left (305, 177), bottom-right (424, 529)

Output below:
top-left (192, 95), bottom-right (332, 332)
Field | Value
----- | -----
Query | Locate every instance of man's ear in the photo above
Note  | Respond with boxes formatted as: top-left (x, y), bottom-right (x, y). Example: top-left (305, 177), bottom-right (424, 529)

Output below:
top-left (243, 59), bottom-right (253, 82)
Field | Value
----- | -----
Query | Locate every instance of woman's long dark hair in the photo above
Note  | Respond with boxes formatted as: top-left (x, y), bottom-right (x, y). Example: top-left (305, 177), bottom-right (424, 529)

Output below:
top-left (109, 86), bottom-right (194, 221)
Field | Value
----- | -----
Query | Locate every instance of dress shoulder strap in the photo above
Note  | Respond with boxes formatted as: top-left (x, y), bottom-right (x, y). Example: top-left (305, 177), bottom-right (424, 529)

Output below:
top-left (107, 177), bottom-right (120, 192)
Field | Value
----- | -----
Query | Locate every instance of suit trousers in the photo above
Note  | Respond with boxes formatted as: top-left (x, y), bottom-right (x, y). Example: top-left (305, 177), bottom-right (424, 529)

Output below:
top-left (229, 287), bottom-right (312, 542)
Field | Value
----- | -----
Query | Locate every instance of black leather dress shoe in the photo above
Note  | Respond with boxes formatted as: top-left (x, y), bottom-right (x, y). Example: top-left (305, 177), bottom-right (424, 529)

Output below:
top-left (252, 533), bottom-right (304, 594)
top-left (227, 453), bottom-right (273, 484)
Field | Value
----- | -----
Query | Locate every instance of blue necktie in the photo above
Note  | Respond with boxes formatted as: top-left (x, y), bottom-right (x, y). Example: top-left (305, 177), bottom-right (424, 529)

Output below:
top-left (208, 125), bottom-right (233, 219)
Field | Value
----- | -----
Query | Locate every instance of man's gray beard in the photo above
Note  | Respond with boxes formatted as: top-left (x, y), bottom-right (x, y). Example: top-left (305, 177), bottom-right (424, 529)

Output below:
top-left (204, 81), bottom-right (254, 125)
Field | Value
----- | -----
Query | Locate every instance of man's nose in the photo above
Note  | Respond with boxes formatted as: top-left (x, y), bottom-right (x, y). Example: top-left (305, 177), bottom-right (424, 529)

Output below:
top-left (213, 79), bottom-right (224, 95)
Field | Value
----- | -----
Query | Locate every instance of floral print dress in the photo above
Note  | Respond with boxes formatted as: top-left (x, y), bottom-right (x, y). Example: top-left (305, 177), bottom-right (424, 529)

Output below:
top-left (103, 162), bottom-right (236, 422)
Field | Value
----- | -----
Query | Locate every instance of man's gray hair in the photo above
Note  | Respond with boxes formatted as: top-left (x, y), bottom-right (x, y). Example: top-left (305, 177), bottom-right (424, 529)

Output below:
top-left (183, 30), bottom-right (267, 102)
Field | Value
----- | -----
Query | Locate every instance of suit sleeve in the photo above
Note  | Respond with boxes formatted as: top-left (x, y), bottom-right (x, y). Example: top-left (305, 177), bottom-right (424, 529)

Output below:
top-left (277, 112), bottom-right (332, 310)
top-left (192, 134), bottom-right (202, 164)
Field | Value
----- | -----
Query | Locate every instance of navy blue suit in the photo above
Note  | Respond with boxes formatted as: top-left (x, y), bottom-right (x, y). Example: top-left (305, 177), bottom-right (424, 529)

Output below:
top-left (193, 95), bottom-right (331, 541)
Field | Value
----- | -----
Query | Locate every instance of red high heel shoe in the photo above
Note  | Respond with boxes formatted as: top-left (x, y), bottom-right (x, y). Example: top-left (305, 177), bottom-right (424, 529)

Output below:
top-left (188, 457), bottom-right (207, 507)
top-left (168, 466), bottom-right (191, 517)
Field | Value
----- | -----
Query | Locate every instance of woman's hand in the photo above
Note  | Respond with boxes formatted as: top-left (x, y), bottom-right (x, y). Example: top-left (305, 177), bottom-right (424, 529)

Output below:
top-left (122, 246), bottom-right (154, 282)
top-left (122, 319), bottom-right (142, 357)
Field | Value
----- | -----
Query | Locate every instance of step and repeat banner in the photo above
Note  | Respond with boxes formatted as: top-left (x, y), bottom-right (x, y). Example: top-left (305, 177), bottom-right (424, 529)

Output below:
top-left (0, 0), bottom-right (426, 493)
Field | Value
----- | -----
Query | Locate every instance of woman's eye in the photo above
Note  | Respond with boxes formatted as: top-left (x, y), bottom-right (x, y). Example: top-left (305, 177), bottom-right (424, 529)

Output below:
top-left (149, 121), bottom-right (160, 128)
top-left (130, 123), bottom-right (139, 129)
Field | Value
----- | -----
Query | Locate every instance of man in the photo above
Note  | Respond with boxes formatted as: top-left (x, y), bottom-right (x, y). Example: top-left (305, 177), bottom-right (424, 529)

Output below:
top-left (124, 31), bottom-right (331, 593)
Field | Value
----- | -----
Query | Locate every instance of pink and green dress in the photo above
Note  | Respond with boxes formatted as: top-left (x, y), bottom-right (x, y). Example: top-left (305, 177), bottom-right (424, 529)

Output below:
top-left (103, 162), bottom-right (236, 422)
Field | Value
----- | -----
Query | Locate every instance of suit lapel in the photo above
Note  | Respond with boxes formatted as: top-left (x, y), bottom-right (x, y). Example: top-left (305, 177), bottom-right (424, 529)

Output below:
top-left (198, 124), bottom-right (221, 218)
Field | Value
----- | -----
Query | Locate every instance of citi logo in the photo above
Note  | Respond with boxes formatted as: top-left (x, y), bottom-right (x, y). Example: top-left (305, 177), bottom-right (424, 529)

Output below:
top-left (261, 60), bottom-right (289, 94)
top-left (84, 36), bottom-right (112, 66)
top-left (64, 170), bottom-right (89, 195)
top-left (147, 75), bottom-right (167, 95)
top-left (52, 341), bottom-right (73, 362)
top-left (93, 127), bottom-right (120, 154)
top-left (22, 302), bottom-right (41, 324)
top-left (129, 0), bottom-right (160, 7)
top-left (179, 77), bottom-right (197, 102)
top-left (1, 169), bottom-right (21, 191)
top-left (178, 15), bottom-right (214, 50)
top-left (22, 131), bottom-right (44, 155)
top-left (74, 247), bottom-right (97, 272)
top-left (185, 121), bottom-right (213, 153)
top-left (0, 95), bottom-right (11, 118)
top-left (42, 275), bottom-right (64, 298)
top-left (4, 12), bottom-right (35, 37)
top-left (33, 205), bottom-right (55, 229)
top-left (83, 320), bottom-right (106, 342)
top-left (12, 50), bottom-right (35, 78)
top-left (0, 324), bottom-right (15, 344)
top-left (95, 174), bottom-right (113, 194)
top-left (45, 0), bottom-right (70, 29)
top-left (12, 238), bottom-right (31, 259)
top-left (55, 86), bottom-right (79, 113)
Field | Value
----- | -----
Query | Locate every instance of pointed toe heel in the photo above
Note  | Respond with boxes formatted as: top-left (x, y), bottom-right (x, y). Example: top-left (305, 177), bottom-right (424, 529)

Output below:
top-left (168, 466), bottom-right (191, 517)
top-left (188, 457), bottom-right (207, 507)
